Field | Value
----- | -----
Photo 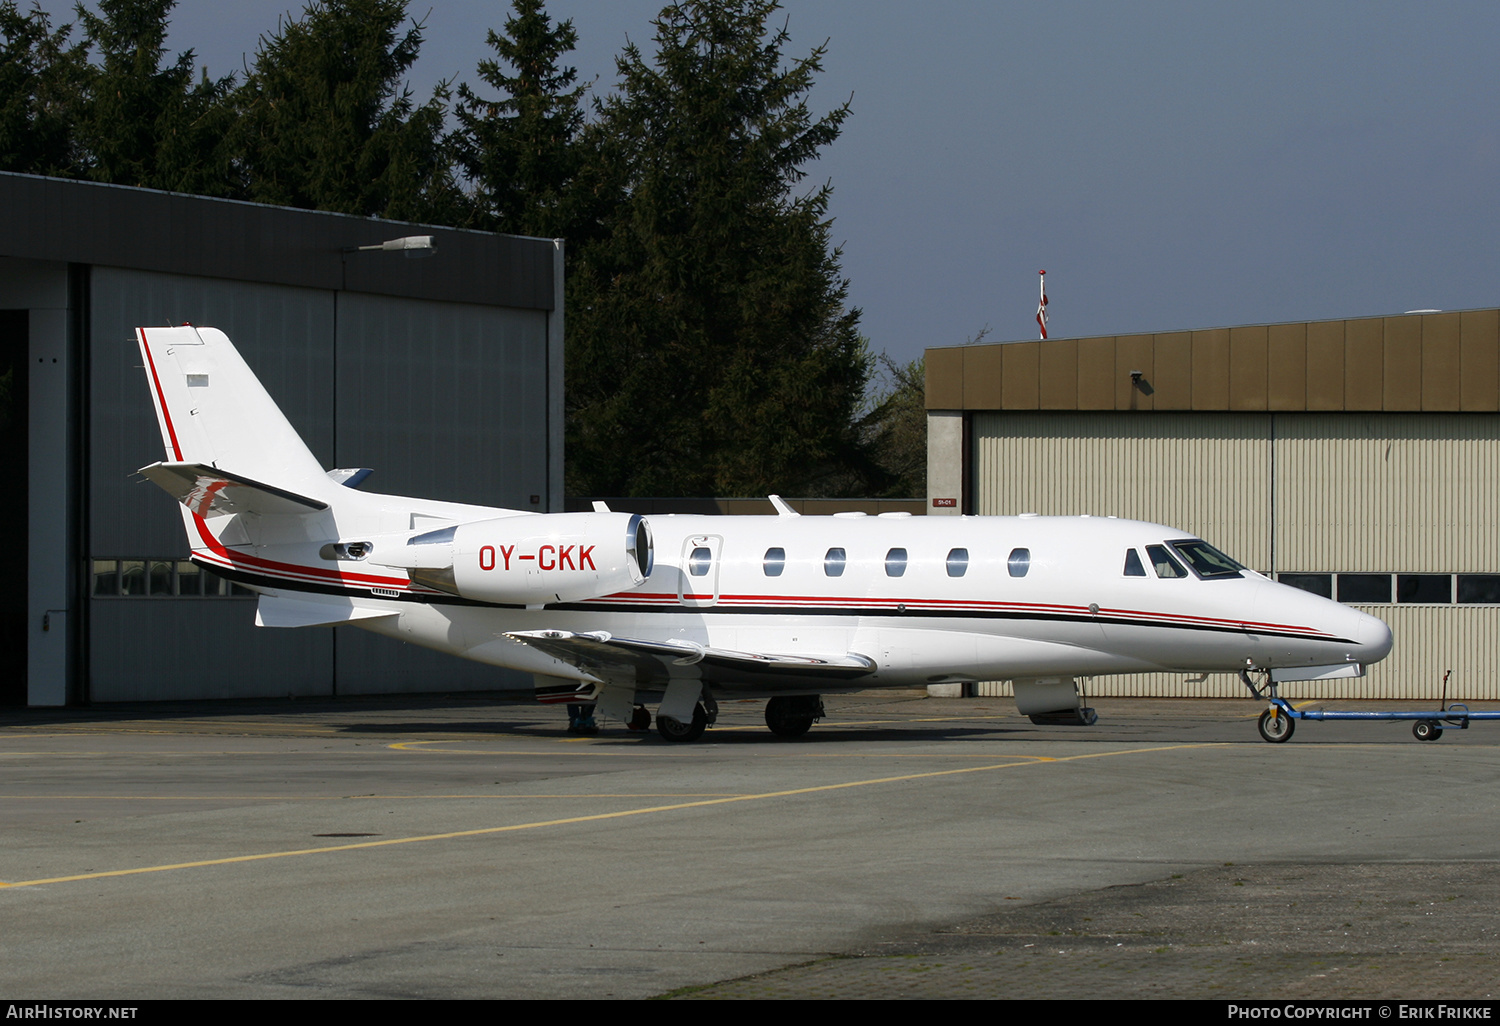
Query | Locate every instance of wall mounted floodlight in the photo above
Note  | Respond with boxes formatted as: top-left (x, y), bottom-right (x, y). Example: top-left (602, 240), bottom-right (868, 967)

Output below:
top-left (343, 235), bottom-right (436, 258)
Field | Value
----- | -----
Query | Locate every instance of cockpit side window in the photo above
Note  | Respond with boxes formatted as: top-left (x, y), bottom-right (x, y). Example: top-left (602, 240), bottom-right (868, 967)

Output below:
top-left (1170, 539), bottom-right (1245, 579)
top-left (1146, 544), bottom-right (1187, 579)
top-left (1123, 548), bottom-right (1147, 577)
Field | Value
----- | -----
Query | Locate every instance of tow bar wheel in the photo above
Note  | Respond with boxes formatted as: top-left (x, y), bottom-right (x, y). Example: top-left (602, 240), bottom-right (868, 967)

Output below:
top-left (1412, 719), bottom-right (1443, 742)
top-left (1258, 707), bottom-right (1295, 743)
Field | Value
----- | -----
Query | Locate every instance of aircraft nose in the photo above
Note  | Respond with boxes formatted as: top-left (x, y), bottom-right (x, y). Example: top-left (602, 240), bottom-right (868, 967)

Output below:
top-left (1349, 609), bottom-right (1394, 664)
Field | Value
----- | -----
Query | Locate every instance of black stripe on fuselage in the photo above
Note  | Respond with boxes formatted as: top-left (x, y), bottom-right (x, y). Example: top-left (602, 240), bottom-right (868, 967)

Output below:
top-left (201, 561), bottom-right (1354, 645)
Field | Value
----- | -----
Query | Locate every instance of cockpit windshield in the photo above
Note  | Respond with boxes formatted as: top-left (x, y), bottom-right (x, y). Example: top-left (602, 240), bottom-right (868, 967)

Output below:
top-left (1169, 539), bottom-right (1245, 579)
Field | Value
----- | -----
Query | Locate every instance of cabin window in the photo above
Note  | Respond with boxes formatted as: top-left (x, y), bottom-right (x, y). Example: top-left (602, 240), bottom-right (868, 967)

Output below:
top-left (688, 546), bottom-right (713, 577)
top-left (1146, 545), bottom-right (1187, 579)
top-left (946, 548), bottom-right (969, 578)
top-left (1007, 548), bottom-right (1030, 578)
top-left (824, 547), bottom-right (847, 577)
top-left (1123, 549), bottom-right (1146, 577)
top-left (763, 547), bottom-right (786, 577)
top-left (885, 548), bottom-right (908, 577)
top-left (1170, 539), bottom-right (1244, 579)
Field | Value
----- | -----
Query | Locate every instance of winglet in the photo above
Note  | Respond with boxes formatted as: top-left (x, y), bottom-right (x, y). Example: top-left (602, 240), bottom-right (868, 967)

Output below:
top-left (768, 494), bottom-right (799, 517)
top-left (592, 500), bottom-right (612, 513)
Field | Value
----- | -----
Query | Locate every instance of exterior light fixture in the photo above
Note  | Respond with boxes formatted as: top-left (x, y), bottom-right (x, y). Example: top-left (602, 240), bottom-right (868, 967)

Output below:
top-left (344, 235), bottom-right (436, 258)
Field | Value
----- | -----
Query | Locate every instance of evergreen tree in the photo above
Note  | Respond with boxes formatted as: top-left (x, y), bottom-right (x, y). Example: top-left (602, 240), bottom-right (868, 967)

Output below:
top-left (451, 0), bottom-right (586, 237)
top-left (73, 0), bottom-right (236, 195)
top-left (566, 0), bottom-right (869, 498)
top-left (229, 0), bottom-right (457, 221)
top-left (0, 2), bottom-right (86, 177)
top-left (861, 355), bottom-right (926, 498)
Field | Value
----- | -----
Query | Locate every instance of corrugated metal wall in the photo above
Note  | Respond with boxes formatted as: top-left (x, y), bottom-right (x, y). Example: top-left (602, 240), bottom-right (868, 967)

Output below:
top-left (971, 411), bottom-right (1500, 699)
top-left (1275, 414), bottom-right (1500, 572)
top-left (972, 412), bottom-right (1271, 566)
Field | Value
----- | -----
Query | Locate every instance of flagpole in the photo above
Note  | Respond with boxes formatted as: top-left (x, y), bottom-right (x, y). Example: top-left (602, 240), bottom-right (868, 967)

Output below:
top-left (1036, 270), bottom-right (1048, 340)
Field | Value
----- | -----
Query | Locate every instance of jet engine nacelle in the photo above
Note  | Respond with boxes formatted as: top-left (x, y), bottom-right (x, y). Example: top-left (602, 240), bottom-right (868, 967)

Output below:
top-left (400, 512), bottom-right (653, 605)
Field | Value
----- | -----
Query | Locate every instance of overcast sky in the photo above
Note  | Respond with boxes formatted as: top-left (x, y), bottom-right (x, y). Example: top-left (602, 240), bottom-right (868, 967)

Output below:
top-left (37, 1), bottom-right (1500, 367)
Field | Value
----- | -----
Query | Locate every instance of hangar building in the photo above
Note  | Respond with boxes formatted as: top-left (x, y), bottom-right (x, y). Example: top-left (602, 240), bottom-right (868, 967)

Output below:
top-left (2, 172), bottom-right (563, 707)
top-left (925, 309), bottom-right (1500, 700)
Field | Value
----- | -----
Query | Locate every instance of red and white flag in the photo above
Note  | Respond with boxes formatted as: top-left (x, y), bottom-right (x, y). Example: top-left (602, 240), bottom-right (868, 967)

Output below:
top-left (1036, 270), bottom-right (1049, 339)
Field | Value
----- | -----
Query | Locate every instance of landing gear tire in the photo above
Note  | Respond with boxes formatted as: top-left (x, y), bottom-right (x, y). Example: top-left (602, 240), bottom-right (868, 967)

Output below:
top-left (1413, 719), bottom-right (1443, 742)
top-left (626, 705), bottom-right (652, 732)
top-left (1258, 707), bottom-right (1295, 743)
top-left (765, 696), bottom-right (822, 739)
top-left (656, 703), bottom-right (708, 743)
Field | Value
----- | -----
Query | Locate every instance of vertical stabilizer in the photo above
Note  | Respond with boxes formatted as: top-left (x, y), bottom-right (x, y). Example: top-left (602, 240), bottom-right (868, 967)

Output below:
top-left (137, 326), bottom-right (327, 493)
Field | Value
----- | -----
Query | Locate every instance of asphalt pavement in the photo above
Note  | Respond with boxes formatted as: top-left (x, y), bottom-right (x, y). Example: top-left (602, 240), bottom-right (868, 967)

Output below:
top-left (2, 691), bottom-right (1496, 999)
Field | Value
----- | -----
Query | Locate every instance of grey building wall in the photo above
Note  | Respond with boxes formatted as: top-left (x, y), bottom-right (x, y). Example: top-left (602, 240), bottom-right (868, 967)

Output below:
top-left (0, 173), bottom-right (564, 705)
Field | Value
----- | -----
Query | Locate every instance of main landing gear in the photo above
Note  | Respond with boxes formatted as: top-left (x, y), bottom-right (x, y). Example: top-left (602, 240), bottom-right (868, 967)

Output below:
top-left (656, 702), bottom-right (708, 743)
top-left (764, 695), bottom-right (825, 739)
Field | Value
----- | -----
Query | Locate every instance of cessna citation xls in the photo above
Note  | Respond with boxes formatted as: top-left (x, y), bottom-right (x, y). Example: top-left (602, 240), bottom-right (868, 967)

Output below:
top-left (135, 326), bottom-right (1393, 741)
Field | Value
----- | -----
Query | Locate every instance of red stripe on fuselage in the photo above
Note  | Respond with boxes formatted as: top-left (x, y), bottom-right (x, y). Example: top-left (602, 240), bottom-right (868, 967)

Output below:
top-left (189, 513), bottom-right (414, 590)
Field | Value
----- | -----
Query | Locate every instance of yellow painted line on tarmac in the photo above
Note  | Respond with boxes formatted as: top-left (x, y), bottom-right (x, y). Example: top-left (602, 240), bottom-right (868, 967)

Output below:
top-left (386, 738), bottom-right (1036, 758)
top-left (0, 742), bottom-right (1220, 889)
top-left (0, 792), bottom-right (745, 801)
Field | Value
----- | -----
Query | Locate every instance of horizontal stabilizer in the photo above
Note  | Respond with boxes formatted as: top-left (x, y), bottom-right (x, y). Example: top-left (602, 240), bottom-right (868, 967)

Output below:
top-left (138, 462), bottom-right (328, 517)
top-left (256, 593), bottom-right (399, 628)
top-left (506, 629), bottom-right (876, 686)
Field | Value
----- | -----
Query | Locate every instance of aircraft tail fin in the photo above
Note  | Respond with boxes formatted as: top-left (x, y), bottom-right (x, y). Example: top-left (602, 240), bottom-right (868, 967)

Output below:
top-left (136, 326), bottom-right (328, 495)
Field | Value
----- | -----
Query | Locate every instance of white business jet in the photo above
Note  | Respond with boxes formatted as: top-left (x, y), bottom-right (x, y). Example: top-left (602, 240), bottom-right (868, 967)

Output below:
top-left (135, 326), bottom-right (1392, 741)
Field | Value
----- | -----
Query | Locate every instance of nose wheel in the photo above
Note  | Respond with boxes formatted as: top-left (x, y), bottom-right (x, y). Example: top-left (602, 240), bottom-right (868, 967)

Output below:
top-left (1258, 706), bottom-right (1295, 743)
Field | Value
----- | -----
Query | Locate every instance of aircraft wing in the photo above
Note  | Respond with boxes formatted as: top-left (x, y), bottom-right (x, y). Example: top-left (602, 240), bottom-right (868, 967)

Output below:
top-left (505, 630), bottom-right (876, 687)
top-left (138, 461), bottom-right (328, 517)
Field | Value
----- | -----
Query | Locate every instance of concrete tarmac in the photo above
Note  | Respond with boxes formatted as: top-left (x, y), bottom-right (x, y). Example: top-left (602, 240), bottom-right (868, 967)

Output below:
top-left (1, 691), bottom-right (1496, 1000)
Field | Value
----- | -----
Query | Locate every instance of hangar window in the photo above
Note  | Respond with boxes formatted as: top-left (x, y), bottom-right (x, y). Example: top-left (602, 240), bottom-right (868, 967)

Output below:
top-left (1397, 574), bottom-right (1451, 604)
top-left (1007, 548), bottom-right (1030, 578)
top-left (946, 548), bottom-right (969, 578)
top-left (1146, 545), bottom-right (1187, 579)
top-left (92, 559), bottom-right (120, 596)
top-left (91, 558), bottom-right (251, 598)
top-left (763, 547), bottom-right (786, 577)
top-left (688, 547), bottom-right (713, 577)
top-left (1278, 573), bottom-right (1332, 599)
top-left (120, 559), bottom-right (147, 595)
top-left (885, 548), bottom-right (907, 577)
top-left (1337, 574), bottom-right (1390, 604)
top-left (1123, 549), bottom-right (1146, 577)
top-left (148, 560), bottom-right (174, 595)
top-left (1458, 575), bottom-right (1500, 603)
top-left (824, 548), bottom-right (847, 577)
